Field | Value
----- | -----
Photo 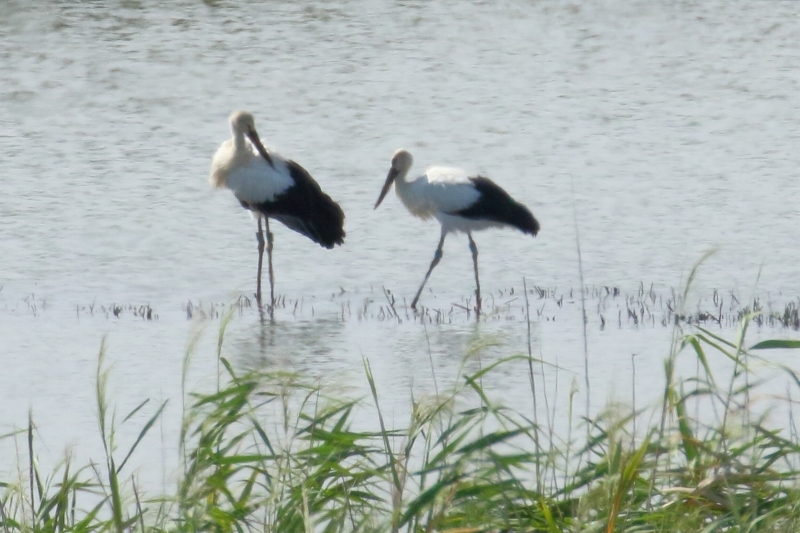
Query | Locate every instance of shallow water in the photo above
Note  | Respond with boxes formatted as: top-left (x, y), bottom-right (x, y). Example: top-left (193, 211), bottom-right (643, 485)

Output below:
top-left (1, 0), bottom-right (800, 487)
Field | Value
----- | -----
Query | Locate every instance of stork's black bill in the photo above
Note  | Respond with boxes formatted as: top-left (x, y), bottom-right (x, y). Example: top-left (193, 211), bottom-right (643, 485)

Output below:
top-left (246, 128), bottom-right (274, 167)
top-left (375, 167), bottom-right (398, 209)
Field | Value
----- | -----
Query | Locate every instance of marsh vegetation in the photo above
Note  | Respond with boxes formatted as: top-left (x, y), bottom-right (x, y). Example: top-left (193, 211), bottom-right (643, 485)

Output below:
top-left (3, 298), bottom-right (800, 532)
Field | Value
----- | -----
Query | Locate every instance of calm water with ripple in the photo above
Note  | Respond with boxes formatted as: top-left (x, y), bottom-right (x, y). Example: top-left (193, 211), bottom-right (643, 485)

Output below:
top-left (1, 0), bottom-right (799, 486)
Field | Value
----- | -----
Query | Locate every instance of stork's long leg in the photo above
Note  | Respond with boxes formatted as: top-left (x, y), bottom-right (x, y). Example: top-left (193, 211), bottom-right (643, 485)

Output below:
top-left (256, 218), bottom-right (265, 304)
top-left (411, 232), bottom-right (447, 310)
top-left (468, 232), bottom-right (481, 315)
top-left (265, 218), bottom-right (275, 307)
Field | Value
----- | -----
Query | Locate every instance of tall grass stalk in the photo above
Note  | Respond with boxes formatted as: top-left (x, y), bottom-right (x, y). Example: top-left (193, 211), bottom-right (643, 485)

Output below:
top-left (649, 249), bottom-right (716, 506)
top-left (523, 277), bottom-right (542, 494)
top-left (570, 175), bottom-right (591, 424)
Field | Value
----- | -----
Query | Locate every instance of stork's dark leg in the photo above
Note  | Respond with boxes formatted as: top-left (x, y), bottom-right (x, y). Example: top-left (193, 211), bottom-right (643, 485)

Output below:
top-left (265, 218), bottom-right (275, 307)
top-left (411, 232), bottom-right (446, 310)
top-left (468, 232), bottom-right (481, 315)
top-left (256, 218), bottom-right (265, 304)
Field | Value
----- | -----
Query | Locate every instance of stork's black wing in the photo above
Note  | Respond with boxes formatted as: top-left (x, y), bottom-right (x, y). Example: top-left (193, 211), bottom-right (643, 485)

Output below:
top-left (251, 160), bottom-right (345, 249)
top-left (448, 176), bottom-right (539, 236)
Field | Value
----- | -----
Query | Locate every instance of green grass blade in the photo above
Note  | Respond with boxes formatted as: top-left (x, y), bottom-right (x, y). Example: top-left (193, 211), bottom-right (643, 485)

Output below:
top-left (117, 400), bottom-right (168, 474)
top-left (750, 339), bottom-right (800, 350)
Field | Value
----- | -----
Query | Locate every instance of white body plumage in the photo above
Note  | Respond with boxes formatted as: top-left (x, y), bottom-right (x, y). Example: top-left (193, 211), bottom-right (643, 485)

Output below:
top-left (393, 166), bottom-right (507, 234)
top-left (209, 137), bottom-right (294, 207)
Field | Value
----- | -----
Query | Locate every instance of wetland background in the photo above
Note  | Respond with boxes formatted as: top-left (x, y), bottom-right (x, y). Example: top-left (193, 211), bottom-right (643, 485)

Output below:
top-left (1, 0), bottom-right (799, 510)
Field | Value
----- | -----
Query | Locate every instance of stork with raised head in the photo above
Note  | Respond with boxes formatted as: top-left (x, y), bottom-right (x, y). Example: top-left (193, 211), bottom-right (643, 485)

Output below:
top-left (210, 110), bottom-right (345, 305)
top-left (374, 148), bottom-right (539, 314)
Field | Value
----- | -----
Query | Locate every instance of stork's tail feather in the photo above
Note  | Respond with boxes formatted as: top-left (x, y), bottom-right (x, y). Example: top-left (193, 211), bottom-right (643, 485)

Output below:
top-left (262, 159), bottom-right (346, 248)
top-left (269, 195), bottom-right (345, 249)
top-left (455, 176), bottom-right (540, 237)
top-left (311, 193), bottom-right (346, 249)
top-left (509, 202), bottom-right (540, 237)
top-left (272, 194), bottom-right (345, 249)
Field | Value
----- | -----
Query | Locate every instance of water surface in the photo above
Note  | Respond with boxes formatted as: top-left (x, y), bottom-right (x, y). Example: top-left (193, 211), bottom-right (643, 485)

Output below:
top-left (1, 0), bottom-right (799, 488)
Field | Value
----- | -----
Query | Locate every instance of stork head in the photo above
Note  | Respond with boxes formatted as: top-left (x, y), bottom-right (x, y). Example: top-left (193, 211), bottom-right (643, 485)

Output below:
top-left (229, 110), bottom-right (273, 165)
top-left (375, 149), bottom-right (413, 209)
top-left (229, 110), bottom-right (256, 137)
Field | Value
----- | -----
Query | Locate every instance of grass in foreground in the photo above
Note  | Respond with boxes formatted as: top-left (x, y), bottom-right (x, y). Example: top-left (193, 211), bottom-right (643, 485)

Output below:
top-left (2, 314), bottom-right (800, 533)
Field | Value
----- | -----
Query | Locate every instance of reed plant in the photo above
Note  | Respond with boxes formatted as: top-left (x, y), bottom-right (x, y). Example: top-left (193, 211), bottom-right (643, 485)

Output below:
top-left (2, 308), bottom-right (800, 532)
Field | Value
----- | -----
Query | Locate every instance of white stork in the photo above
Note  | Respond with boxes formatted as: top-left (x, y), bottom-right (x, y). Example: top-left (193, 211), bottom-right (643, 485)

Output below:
top-left (210, 110), bottom-right (345, 305)
top-left (374, 148), bottom-right (539, 314)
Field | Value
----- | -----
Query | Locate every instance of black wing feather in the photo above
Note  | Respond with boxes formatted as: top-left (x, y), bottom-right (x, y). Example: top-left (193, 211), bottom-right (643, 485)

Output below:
top-left (250, 159), bottom-right (346, 249)
top-left (449, 176), bottom-right (539, 236)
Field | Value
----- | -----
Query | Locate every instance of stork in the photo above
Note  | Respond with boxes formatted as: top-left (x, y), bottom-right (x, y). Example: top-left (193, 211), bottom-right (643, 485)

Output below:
top-left (374, 149), bottom-right (539, 314)
top-left (210, 110), bottom-right (345, 306)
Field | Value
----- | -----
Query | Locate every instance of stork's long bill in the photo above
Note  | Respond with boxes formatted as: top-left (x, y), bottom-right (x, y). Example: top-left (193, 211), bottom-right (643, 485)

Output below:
top-left (246, 128), bottom-right (273, 166)
top-left (374, 167), bottom-right (398, 209)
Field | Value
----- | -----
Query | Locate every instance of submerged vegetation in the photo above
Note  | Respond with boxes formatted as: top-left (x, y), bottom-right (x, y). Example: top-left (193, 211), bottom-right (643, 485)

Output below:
top-left (182, 286), bottom-right (800, 327)
top-left (3, 306), bottom-right (800, 532)
top-left (8, 284), bottom-right (800, 330)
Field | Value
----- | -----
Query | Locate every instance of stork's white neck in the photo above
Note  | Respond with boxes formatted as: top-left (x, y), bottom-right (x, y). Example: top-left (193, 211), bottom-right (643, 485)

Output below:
top-left (232, 130), bottom-right (248, 151)
top-left (393, 169), bottom-right (413, 202)
top-left (393, 166), bottom-right (421, 213)
top-left (398, 168), bottom-right (410, 182)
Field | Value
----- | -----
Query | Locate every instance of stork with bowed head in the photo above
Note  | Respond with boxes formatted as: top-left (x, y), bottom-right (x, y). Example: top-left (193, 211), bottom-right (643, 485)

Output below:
top-left (210, 110), bottom-right (345, 306)
top-left (374, 149), bottom-right (539, 315)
